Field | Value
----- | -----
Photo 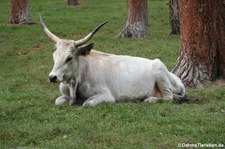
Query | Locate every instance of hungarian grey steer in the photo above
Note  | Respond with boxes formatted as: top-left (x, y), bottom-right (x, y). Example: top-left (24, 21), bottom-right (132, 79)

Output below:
top-left (40, 15), bottom-right (185, 106)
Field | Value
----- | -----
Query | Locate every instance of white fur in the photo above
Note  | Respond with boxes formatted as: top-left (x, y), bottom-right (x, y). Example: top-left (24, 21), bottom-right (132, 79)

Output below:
top-left (49, 40), bottom-right (185, 106)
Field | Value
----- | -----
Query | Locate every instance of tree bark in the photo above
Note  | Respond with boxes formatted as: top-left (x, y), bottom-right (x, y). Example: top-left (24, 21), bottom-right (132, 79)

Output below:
top-left (67, 0), bottom-right (79, 6)
top-left (172, 0), bottom-right (225, 87)
top-left (169, 0), bottom-right (180, 35)
top-left (118, 0), bottom-right (148, 38)
top-left (8, 0), bottom-right (34, 24)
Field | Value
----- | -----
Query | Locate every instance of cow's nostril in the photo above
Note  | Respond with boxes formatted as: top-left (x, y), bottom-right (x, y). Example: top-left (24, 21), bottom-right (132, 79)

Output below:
top-left (49, 75), bottom-right (57, 82)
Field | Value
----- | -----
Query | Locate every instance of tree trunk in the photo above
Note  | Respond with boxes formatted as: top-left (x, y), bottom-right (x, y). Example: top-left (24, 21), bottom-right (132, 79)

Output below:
top-left (169, 0), bottom-right (180, 35)
top-left (118, 0), bottom-right (148, 38)
top-left (67, 0), bottom-right (79, 6)
top-left (8, 0), bottom-right (34, 24)
top-left (172, 0), bottom-right (225, 87)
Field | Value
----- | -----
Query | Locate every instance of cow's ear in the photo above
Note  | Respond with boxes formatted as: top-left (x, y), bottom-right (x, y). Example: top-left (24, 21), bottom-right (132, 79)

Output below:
top-left (76, 43), bottom-right (94, 56)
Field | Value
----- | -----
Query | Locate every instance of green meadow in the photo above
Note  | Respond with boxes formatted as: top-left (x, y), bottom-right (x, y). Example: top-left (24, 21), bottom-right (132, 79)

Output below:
top-left (0, 0), bottom-right (224, 148)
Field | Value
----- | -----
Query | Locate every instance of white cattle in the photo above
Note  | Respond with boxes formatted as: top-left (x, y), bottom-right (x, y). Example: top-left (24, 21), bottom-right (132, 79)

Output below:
top-left (40, 15), bottom-right (185, 106)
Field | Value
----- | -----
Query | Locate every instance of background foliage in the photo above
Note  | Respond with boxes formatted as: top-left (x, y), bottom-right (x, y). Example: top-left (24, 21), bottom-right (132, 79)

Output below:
top-left (0, 0), bottom-right (224, 148)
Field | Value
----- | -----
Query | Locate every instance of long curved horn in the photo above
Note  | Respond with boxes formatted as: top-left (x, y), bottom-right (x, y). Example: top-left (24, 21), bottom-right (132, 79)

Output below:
top-left (39, 14), bottom-right (60, 43)
top-left (74, 22), bottom-right (108, 46)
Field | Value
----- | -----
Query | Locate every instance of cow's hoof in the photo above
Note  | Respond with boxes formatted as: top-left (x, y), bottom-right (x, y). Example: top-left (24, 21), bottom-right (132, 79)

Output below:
top-left (144, 97), bottom-right (158, 103)
top-left (69, 100), bottom-right (76, 106)
top-left (82, 100), bottom-right (97, 107)
top-left (55, 96), bottom-right (68, 105)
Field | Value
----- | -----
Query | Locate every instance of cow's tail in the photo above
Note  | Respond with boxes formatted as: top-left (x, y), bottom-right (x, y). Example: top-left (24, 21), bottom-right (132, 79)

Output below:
top-left (173, 94), bottom-right (191, 104)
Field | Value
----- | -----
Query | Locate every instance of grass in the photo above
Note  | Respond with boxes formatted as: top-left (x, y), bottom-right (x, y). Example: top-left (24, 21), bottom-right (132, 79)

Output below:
top-left (0, 0), bottom-right (225, 148)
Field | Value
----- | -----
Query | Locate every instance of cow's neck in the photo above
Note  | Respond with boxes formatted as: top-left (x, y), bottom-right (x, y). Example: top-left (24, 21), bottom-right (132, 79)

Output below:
top-left (76, 56), bottom-right (89, 83)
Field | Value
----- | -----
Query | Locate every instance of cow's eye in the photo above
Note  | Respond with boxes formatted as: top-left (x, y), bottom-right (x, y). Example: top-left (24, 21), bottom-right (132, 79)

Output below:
top-left (66, 57), bottom-right (73, 63)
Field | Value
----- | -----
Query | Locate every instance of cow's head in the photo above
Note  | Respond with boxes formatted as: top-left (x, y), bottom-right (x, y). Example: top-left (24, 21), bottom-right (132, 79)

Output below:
top-left (39, 15), bottom-right (107, 83)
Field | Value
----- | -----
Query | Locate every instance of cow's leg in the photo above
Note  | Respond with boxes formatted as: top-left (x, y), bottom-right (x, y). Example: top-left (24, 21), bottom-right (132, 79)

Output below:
top-left (156, 72), bottom-right (174, 99)
top-left (144, 94), bottom-right (172, 103)
top-left (144, 75), bottom-right (173, 103)
top-left (144, 97), bottom-right (159, 103)
top-left (68, 80), bottom-right (78, 106)
top-left (83, 94), bottom-right (115, 107)
top-left (55, 83), bottom-right (70, 105)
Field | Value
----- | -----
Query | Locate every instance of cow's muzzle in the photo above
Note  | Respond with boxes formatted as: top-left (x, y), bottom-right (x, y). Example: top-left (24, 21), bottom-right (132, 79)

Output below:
top-left (49, 75), bottom-right (57, 82)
